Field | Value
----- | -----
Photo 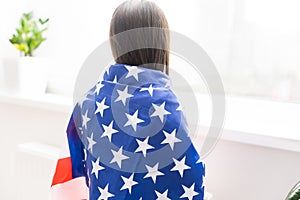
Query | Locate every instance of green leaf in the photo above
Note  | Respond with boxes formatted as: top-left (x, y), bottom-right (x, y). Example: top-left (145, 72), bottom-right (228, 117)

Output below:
top-left (289, 189), bottom-right (300, 200)
top-left (38, 18), bottom-right (49, 25)
top-left (16, 28), bottom-right (22, 35)
top-left (9, 11), bottom-right (49, 56)
top-left (40, 27), bottom-right (48, 33)
top-left (23, 12), bottom-right (33, 20)
top-left (20, 18), bottom-right (25, 29)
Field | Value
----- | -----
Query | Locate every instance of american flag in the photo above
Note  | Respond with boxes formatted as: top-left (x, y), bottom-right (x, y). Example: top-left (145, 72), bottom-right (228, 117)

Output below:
top-left (51, 63), bottom-right (205, 200)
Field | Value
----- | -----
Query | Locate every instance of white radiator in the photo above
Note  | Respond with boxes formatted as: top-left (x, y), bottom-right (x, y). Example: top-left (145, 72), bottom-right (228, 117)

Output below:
top-left (15, 143), bottom-right (212, 200)
top-left (16, 143), bottom-right (60, 200)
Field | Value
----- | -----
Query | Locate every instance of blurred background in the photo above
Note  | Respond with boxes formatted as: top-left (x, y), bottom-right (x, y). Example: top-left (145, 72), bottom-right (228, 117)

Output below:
top-left (0, 0), bottom-right (300, 199)
top-left (1, 0), bottom-right (300, 101)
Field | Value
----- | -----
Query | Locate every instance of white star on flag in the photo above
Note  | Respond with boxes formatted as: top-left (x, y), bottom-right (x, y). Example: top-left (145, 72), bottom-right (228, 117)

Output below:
top-left (101, 121), bottom-right (118, 142)
top-left (82, 110), bottom-right (91, 129)
top-left (83, 149), bottom-right (87, 161)
top-left (112, 75), bottom-right (117, 83)
top-left (196, 157), bottom-right (203, 164)
top-left (151, 102), bottom-right (171, 122)
top-left (98, 184), bottom-right (114, 200)
top-left (94, 82), bottom-right (104, 95)
top-left (161, 129), bottom-right (182, 150)
top-left (176, 103), bottom-right (183, 111)
top-left (135, 136), bottom-right (155, 157)
top-left (105, 68), bottom-right (110, 75)
top-left (77, 98), bottom-right (85, 109)
top-left (140, 84), bottom-right (154, 96)
top-left (78, 127), bottom-right (83, 135)
top-left (95, 97), bottom-right (109, 117)
top-left (120, 173), bottom-right (138, 194)
top-left (87, 132), bottom-right (97, 153)
top-left (180, 183), bottom-right (199, 200)
top-left (115, 86), bottom-right (133, 106)
top-left (155, 189), bottom-right (171, 200)
top-left (91, 157), bottom-right (104, 179)
top-left (171, 156), bottom-right (191, 178)
top-left (110, 146), bottom-right (129, 168)
top-left (144, 163), bottom-right (164, 183)
top-left (124, 110), bottom-right (144, 131)
top-left (124, 65), bottom-right (143, 81)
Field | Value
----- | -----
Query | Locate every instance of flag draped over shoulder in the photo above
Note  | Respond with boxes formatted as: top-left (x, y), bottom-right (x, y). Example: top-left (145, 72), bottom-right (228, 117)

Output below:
top-left (51, 63), bottom-right (205, 200)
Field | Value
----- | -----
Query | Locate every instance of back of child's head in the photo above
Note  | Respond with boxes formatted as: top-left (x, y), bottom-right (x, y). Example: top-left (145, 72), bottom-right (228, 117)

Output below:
top-left (109, 0), bottom-right (170, 74)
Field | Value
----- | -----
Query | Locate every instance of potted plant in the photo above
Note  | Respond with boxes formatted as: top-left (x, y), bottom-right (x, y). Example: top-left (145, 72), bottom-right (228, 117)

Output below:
top-left (9, 11), bottom-right (49, 95)
top-left (286, 181), bottom-right (300, 200)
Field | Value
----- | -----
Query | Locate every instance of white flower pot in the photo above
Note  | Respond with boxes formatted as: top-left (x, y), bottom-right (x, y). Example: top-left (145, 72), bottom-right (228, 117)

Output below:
top-left (17, 57), bottom-right (48, 95)
top-left (1, 57), bottom-right (19, 93)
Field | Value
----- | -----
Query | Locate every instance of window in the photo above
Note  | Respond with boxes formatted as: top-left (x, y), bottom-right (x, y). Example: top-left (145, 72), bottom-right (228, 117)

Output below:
top-left (223, 0), bottom-right (300, 103)
top-left (1, 0), bottom-right (299, 104)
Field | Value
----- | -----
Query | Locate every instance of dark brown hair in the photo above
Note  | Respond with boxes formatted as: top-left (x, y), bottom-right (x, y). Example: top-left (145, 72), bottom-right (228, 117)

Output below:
top-left (109, 0), bottom-right (170, 74)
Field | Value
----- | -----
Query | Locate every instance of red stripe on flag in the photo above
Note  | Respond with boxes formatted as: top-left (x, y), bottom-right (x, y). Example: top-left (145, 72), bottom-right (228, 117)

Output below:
top-left (51, 157), bottom-right (73, 186)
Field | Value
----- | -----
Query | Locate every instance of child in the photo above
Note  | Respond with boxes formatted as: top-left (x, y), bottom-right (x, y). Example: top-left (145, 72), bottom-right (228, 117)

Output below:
top-left (51, 1), bottom-right (205, 199)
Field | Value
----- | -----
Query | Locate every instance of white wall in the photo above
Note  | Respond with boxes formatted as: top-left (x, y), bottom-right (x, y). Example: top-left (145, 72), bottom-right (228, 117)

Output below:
top-left (0, 101), bottom-right (69, 200)
top-left (204, 139), bottom-right (300, 200)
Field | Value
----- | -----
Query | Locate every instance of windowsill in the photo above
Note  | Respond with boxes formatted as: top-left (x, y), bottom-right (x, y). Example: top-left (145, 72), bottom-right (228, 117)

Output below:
top-left (196, 94), bottom-right (300, 152)
top-left (0, 91), bottom-right (299, 152)
top-left (223, 95), bottom-right (300, 141)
